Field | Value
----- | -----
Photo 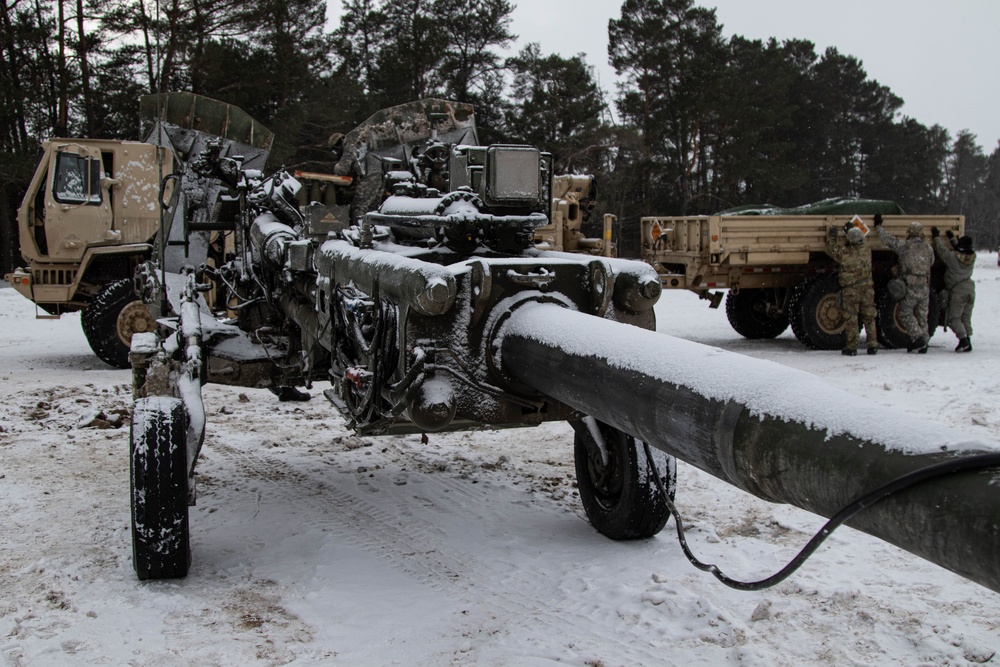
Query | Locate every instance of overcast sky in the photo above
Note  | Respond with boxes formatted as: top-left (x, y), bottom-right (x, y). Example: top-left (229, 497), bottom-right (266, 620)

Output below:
top-left (327, 1), bottom-right (1000, 151)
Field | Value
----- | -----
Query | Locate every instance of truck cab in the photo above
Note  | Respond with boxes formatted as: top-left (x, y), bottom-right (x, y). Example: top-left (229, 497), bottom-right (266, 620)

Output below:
top-left (10, 139), bottom-right (168, 312)
top-left (5, 92), bottom-right (273, 368)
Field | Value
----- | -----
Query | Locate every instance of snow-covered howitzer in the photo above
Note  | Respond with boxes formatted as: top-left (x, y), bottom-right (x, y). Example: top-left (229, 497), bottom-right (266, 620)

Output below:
top-left (126, 100), bottom-right (1000, 596)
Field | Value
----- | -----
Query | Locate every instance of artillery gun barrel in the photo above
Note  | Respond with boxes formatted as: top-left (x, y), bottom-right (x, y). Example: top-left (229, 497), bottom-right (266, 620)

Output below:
top-left (498, 302), bottom-right (1000, 593)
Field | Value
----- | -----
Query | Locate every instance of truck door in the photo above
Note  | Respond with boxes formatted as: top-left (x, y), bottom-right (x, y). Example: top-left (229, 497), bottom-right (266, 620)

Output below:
top-left (44, 144), bottom-right (114, 261)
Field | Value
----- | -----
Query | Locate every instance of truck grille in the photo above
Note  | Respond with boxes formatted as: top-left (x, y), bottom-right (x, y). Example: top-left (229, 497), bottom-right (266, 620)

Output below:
top-left (32, 268), bottom-right (77, 285)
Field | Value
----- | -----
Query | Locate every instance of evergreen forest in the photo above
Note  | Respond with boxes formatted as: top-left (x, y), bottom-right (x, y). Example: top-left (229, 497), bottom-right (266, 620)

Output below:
top-left (2, 0), bottom-right (998, 267)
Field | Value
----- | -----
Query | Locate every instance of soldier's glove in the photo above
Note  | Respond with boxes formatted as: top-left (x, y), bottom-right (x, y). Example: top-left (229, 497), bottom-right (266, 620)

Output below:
top-left (945, 230), bottom-right (955, 239)
top-left (873, 213), bottom-right (883, 227)
top-left (828, 226), bottom-right (838, 240)
top-left (931, 226), bottom-right (940, 238)
top-left (843, 222), bottom-right (853, 234)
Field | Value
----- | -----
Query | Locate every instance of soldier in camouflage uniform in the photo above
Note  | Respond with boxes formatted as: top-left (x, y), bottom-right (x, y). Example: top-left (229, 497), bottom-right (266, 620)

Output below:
top-left (931, 227), bottom-right (976, 352)
top-left (874, 215), bottom-right (935, 353)
top-left (827, 225), bottom-right (878, 356)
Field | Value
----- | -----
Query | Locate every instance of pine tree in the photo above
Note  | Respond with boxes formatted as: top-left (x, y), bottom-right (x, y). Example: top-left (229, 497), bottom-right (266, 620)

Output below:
top-left (973, 146), bottom-right (1000, 249)
top-left (434, 0), bottom-right (515, 103)
top-left (505, 43), bottom-right (605, 172)
top-left (711, 37), bottom-right (802, 208)
top-left (608, 0), bottom-right (727, 215)
top-left (944, 131), bottom-right (987, 215)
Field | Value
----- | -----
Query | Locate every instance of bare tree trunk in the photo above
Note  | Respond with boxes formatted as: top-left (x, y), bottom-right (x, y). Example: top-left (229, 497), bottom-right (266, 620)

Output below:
top-left (56, 0), bottom-right (67, 136)
top-left (189, 0), bottom-right (204, 93)
top-left (76, 0), bottom-right (94, 135)
top-left (32, 0), bottom-right (59, 133)
top-left (0, 0), bottom-right (29, 151)
top-left (157, 0), bottom-right (182, 93)
top-left (137, 0), bottom-right (157, 92)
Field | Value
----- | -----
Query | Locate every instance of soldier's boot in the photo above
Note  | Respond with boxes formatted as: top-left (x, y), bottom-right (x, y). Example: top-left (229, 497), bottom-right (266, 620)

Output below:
top-left (269, 386), bottom-right (312, 402)
top-left (916, 338), bottom-right (929, 354)
top-left (841, 348), bottom-right (857, 356)
top-left (955, 337), bottom-right (972, 352)
top-left (867, 346), bottom-right (878, 355)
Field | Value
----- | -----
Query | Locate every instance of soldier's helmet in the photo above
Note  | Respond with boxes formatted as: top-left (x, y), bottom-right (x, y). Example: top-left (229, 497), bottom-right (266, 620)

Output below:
top-left (846, 227), bottom-right (865, 245)
top-left (907, 221), bottom-right (924, 238)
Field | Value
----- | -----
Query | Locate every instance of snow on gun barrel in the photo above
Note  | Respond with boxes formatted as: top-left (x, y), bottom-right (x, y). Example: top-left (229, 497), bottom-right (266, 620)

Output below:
top-left (126, 99), bottom-right (1000, 595)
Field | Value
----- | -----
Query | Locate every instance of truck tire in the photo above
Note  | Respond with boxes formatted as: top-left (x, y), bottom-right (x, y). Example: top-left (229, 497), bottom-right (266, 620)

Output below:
top-left (788, 275), bottom-right (846, 350)
top-left (81, 278), bottom-right (155, 369)
top-left (876, 286), bottom-right (939, 349)
top-left (725, 288), bottom-right (790, 339)
top-left (130, 397), bottom-right (191, 580)
top-left (574, 420), bottom-right (675, 540)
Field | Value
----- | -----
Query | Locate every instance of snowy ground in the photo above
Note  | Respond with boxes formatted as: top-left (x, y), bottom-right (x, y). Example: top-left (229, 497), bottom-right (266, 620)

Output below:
top-left (1, 254), bottom-right (999, 666)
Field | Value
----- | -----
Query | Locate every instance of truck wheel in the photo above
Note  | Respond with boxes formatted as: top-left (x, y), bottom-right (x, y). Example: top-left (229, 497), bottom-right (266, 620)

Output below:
top-left (876, 286), bottom-right (939, 349)
top-left (725, 289), bottom-right (789, 339)
top-left (574, 420), bottom-right (675, 540)
top-left (81, 278), bottom-right (155, 369)
top-left (130, 397), bottom-right (190, 580)
top-left (788, 275), bottom-right (846, 350)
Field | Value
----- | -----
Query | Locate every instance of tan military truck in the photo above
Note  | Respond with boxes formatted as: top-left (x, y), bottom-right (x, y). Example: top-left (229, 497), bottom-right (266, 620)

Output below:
top-left (5, 92), bottom-right (273, 367)
top-left (640, 199), bottom-right (964, 349)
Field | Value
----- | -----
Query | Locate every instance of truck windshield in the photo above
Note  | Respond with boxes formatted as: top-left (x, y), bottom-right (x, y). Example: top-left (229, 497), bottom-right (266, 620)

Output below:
top-left (53, 152), bottom-right (102, 205)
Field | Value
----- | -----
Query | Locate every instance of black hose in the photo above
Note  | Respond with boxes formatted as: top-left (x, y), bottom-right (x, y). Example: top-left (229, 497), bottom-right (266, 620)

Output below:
top-left (644, 443), bottom-right (1000, 591)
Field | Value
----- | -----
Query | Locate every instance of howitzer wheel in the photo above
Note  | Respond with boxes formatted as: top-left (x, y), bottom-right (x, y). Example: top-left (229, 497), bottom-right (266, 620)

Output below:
top-left (725, 288), bottom-right (790, 339)
top-left (82, 278), bottom-right (155, 368)
top-left (130, 397), bottom-right (191, 580)
top-left (573, 419), bottom-right (675, 540)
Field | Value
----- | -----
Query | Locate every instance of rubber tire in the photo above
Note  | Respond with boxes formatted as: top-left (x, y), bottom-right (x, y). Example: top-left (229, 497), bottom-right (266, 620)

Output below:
top-left (574, 420), bottom-right (675, 540)
top-left (81, 278), bottom-right (145, 369)
top-left (725, 289), bottom-right (790, 339)
top-left (788, 275), bottom-right (846, 350)
top-left (876, 286), bottom-right (940, 349)
top-left (130, 397), bottom-right (190, 580)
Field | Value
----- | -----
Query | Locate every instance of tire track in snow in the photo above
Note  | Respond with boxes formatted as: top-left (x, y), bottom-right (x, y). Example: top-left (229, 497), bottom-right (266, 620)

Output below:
top-left (203, 439), bottom-right (674, 664)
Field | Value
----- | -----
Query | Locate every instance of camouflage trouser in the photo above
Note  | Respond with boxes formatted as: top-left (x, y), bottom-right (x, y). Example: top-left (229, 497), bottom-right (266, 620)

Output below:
top-left (946, 280), bottom-right (976, 338)
top-left (842, 284), bottom-right (878, 350)
top-left (900, 280), bottom-right (930, 343)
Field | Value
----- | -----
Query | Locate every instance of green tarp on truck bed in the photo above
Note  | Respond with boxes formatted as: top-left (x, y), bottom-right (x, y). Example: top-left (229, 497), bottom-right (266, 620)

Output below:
top-left (718, 197), bottom-right (905, 216)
